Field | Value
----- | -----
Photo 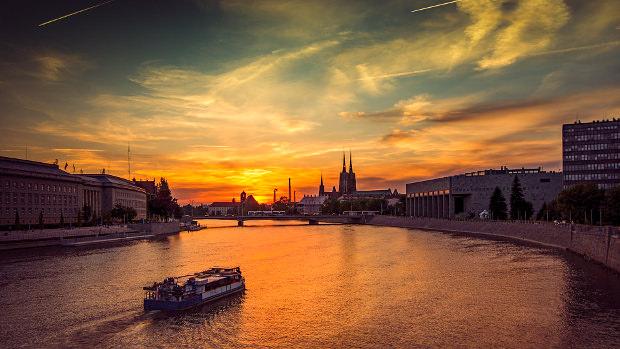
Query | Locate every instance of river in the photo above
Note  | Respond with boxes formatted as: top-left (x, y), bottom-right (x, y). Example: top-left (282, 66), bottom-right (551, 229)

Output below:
top-left (1, 220), bottom-right (619, 348)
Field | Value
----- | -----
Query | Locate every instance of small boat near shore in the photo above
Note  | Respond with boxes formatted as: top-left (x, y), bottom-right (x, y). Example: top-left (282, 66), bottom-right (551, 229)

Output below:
top-left (143, 266), bottom-right (245, 311)
top-left (180, 220), bottom-right (203, 231)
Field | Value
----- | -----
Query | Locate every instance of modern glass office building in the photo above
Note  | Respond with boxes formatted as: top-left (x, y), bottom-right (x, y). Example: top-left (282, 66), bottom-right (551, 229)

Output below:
top-left (562, 119), bottom-right (620, 189)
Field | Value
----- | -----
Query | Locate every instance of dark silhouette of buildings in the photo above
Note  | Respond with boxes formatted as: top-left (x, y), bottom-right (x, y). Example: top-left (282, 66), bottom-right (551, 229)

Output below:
top-left (338, 151), bottom-right (357, 195)
top-left (318, 152), bottom-right (396, 200)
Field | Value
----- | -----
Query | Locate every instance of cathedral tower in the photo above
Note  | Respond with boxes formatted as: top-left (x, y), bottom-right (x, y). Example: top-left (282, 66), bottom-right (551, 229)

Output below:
top-left (338, 152), bottom-right (348, 194)
top-left (319, 173), bottom-right (325, 196)
top-left (347, 151), bottom-right (357, 194)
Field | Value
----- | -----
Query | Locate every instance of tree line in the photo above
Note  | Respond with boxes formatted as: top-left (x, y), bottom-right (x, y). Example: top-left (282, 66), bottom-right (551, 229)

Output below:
top-left (489, 176), bottom-right (620, 225)
top-left (320, 197), bottom-right (405, 215)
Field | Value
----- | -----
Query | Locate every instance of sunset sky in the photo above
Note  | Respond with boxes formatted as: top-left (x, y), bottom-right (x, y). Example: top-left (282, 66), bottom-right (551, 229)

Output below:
top-left (1, 0), bottom-right (619, 204)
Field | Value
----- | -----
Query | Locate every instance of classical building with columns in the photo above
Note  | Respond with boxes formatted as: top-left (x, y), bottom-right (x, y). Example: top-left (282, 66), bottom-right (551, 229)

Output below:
top-left (405, 167), bottom-right (562, 219)
top-left (0, 156), bottom-right (146, 226)
top-left (80, 174), bottom-right (147, 221)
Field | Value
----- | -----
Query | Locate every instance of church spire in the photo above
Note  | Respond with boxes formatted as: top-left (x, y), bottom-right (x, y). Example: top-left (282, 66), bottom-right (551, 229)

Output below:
top-left (320, 173), bottom-right (324, 185)
top-left (342, 151), bottom-right (346, 172)
top-left (349, 150), bottom-right (353, 173)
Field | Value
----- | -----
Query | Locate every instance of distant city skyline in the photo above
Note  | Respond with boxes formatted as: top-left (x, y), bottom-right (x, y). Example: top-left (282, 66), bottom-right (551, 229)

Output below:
top-left (1, 0), bottom-right (619, 204)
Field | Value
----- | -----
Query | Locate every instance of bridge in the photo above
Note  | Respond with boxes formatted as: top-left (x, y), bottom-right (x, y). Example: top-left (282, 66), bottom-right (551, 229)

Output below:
top-left (196, 215), bottom-right (369, 226)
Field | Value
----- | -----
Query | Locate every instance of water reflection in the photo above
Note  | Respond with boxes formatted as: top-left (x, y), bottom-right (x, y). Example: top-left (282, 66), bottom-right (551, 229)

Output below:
top-left (0, 222), bottom-right (619, 348)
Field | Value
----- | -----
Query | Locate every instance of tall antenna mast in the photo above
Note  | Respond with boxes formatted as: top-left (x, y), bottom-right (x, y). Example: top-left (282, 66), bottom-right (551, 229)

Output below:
top-left (127, 142), bottom-right (131, 180)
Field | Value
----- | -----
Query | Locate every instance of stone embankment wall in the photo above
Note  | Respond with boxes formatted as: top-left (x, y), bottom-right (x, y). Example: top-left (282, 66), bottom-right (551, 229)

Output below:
top-left (128, 221), bottom-right (180, 235)
top-left (366, 216), bottom-right (620, 273)
top-left (0, 222), bottom-right (180, 250)
top-left (0, 226), bottom-right (135, 242)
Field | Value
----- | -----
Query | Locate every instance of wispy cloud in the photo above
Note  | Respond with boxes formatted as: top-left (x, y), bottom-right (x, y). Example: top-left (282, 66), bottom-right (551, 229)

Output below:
top-left (32, 53), bottom-right (91, 82)
top-left (477, 0), bottom-right (570, 69)
top-left (2, 0), bottom-right (619, 203)
top-left (52, 148), bottom-right (104, 152)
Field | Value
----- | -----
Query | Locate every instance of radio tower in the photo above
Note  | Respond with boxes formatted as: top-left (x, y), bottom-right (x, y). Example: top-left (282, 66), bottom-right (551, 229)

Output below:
top-left (127, 143), bottom-right (131, 180)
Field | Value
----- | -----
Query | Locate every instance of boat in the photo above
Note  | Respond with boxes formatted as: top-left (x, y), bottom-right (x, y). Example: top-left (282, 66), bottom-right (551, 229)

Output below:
top-left (143, 266), bottom-right (245, 311)
top-left (181, 220), bottom-right (202, 231)
top-left (188, 220), bottom-right (202, 231)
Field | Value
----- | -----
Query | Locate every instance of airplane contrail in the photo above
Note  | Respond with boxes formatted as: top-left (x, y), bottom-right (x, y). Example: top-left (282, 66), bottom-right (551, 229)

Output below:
top-left (529, 41), bottom-right (620, 57)
top-left (357, 69), bottom-right (433, 81)
top-left (411, 0), bottom-right (461, 13)
top-left (38, 0), bottom-right (115, 27)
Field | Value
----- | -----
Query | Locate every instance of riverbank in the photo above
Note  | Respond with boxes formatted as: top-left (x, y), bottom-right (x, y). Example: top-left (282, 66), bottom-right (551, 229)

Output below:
top-left (0, 222), bottom-right (180, 250)
top-left (366, 216), bottom-right (620, 274)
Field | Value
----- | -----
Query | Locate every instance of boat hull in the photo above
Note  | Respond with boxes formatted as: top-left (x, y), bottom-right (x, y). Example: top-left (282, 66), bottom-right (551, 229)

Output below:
top-left (144, 283), bottom-right (245, 311)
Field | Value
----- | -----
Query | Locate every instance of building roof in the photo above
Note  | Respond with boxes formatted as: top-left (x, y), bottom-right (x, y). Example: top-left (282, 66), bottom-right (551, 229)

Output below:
top-left (133, 180), bottom-right (157, 195)
top-left (348, 189), bottom-right (392, 197)
top-left (300, 195), bottom-right (328, 205)
top-left (245, 195), bottom-right (259, 205)
top-left (0, 156), bottom-right (81, 183)
top-left (0, 156), bottom-right (78, 177)
top-left (563, 118), bottom-right (620, 128)
top-left (80, 174), bottom-right (146, 193)
top-left (209, 202), bottom-right (240, 207)
top-left (406, 166), bottom-right (562, 186)
top-left (0, 156), bottom-right (146, 194)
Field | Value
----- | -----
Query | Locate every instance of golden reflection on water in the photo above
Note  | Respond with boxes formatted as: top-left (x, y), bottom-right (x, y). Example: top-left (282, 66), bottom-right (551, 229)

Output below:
top-left (0, 221), bottom-right (619, 348)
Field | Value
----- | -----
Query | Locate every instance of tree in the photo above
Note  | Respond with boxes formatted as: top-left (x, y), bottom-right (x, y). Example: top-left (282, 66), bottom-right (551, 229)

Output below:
top-left (489, 187), bottom-right (508, 220)
top-left (110, 204), bottom-right (137, 222)
top-left (536, 202), bottom-right (559, 221)
top-left (149, 177), bottom-right (181, 220)
top-left (556, 183), bottom-right (605, 224)
top-left (606, 187), bottom-right (620, 226)
top-left (536, 202), bottom-right (548, 221)
top-left (271, 196), bottom-right (290, 213)
top-left (509, 176), bottom-right (533, 220)
top-left (321, 198), bottom-right (341, 215)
